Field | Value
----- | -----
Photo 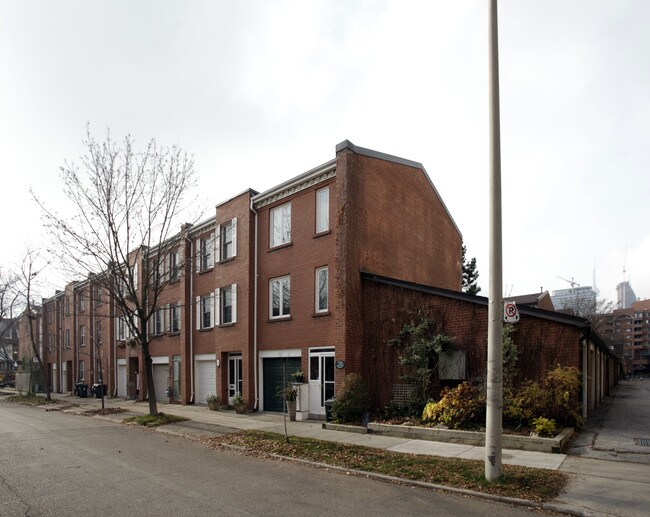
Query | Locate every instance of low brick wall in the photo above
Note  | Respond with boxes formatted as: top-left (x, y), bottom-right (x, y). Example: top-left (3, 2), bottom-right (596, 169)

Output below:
top-left (367, 422), bottom-right (573, 454)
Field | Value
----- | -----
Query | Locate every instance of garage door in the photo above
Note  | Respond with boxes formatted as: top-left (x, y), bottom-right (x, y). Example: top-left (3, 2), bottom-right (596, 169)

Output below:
top-left (152, 364), bottom-right (169, 402)
top-left (262, 357), bottom-right (301, 412)
top-left (194, 359), bottom-right (216, 405)
top-left (117, 365), bottom-right (127, 397)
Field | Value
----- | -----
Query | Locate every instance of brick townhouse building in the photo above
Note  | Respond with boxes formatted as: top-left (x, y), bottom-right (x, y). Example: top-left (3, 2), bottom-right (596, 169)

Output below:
top-left (30, 140), bottom-right (463, 418)
top-left (22, 139), bottom-right (620, 419)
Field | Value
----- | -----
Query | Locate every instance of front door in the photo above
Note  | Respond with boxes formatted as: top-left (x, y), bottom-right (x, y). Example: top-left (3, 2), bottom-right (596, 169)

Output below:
top-left (172, 356), bottom-right (181, 402)
top-left (309, 348), bottom-right (335, 417)
top-left (228, 354), bottom-right (243, 404)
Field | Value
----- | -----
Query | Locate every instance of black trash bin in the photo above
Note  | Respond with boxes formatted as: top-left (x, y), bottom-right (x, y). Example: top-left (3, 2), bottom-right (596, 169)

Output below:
top-left (324, 397), bottom-right (335, 422)
top-left (78, 383), bottom-right (88, 398)
top-left (92, 384), bottom-right (107, 398)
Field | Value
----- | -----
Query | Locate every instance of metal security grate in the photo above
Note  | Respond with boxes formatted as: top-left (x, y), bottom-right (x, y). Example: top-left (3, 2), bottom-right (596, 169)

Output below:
top-left (392, 384), bottom-right (414, 406)
top-left (634, 438), bottom-right (650, 447)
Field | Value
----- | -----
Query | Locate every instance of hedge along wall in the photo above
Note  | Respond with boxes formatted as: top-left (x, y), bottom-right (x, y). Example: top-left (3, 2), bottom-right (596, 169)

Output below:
top-left (360, 277), bottom-right (584, 410)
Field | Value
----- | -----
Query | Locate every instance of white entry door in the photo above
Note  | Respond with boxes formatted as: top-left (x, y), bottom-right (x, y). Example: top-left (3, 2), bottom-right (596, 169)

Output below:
top-left (117, 364), bottom-right (127, 397)
top-left (228, 354), bottom-right (243, 404)
top-left (152, 363), bottom-right (169, 402)
top-left (308, 348), bottom-right (335, 416)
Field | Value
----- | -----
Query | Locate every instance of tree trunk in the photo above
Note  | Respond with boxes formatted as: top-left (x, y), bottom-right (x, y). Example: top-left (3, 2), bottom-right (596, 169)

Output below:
top-left (142, 345), bottom-right (158, 416)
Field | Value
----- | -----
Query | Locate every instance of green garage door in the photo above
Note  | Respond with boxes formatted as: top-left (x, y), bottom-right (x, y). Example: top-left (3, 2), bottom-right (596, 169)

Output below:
top-left (263, 357), bottom-right (301, 412)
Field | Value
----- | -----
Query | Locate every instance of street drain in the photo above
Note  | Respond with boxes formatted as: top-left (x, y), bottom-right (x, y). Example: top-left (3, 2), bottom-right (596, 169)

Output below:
top-left (634, 438), bottom-right (650, 447)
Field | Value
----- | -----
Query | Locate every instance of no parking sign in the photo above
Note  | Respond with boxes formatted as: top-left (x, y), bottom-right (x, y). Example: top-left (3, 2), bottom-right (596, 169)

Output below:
top-left (503, 301), bottom-right (520, 323)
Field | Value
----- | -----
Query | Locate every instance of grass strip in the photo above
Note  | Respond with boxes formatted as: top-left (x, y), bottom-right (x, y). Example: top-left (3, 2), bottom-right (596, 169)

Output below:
top-left (206, 430), bottom-right (567, 502)
top-left (124, 413), bottom-right (188, 427)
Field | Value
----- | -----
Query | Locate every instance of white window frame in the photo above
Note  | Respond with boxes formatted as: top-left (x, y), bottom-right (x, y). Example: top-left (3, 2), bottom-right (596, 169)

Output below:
top-left (170, 303), bottom-right (181, 333)
top-left (199, 234), bottom-right (215, 271)
top-left (197, 294), bottom-right (214, 330)
top-left (117, 318), bottom-right (125, 341)
top-left (270, 203), bottom-right (291, 248)
top-left (154, 308), bottom-right (165, 336)
top-left (316, 186), bottom-right (329, 233)
top-left (219, 284), bottom-right (237, 325)
top-left (79, 325), bottom-right (85, 347)
top-left (65, 328), bottom-right (70, 348)
top-left (219, 218), bottom-right (238, 261)
top-left (169, 250), bottom-right (180, 281)
top-left (270, 276), bottom-right (290, 319)
top-left (315, 267), bottom-right (328, 313)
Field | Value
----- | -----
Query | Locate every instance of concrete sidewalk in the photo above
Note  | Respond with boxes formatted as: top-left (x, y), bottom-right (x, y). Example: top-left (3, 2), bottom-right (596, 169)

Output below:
top-left (50, 392), bottom-right (650, 516)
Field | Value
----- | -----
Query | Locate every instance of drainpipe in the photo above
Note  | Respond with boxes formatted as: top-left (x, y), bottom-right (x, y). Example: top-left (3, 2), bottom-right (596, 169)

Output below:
top-left (187, 235), bottom-right (195, 404)
top-left (250, 198), bottom-right (259, 410)
top-left (581, 332), bottom-right (589, 420)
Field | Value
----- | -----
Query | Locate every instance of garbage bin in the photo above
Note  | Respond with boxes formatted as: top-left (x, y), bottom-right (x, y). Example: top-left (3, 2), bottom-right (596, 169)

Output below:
top-left (77, 383), bottom-right (88, 398)
top-left (324, 397), bottom-right (335, 422)
top-left (92, 383), bottom-right (107, 398)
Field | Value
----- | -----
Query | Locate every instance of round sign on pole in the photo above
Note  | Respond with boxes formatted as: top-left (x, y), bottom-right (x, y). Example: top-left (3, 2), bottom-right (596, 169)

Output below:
top-left (503, 301), bottom-right (520, 323)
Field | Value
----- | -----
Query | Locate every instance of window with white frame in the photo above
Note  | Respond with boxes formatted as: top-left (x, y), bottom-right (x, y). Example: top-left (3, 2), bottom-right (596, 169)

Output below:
top-left (270, 203), bottom-right (291, 247)
top-left (79, 292), bottom-right (85, 312)
top-left (199, 234), bottom-right (214, 271)
top-left (65, 297), bottom-right (70, 316)
top-left (218, 284), bottom-right (237, 325)
top-left (79, 325), bottom-right (85, 347)
top-left (169, 250), bottom-right (180, 281)
top-left (315, 267), bottom-right (328, 313)
top-left (316, 186), bottom-right (329, 233)
top-left (117, 318), bottom-right (125, 341)
top-left (198, 294), bottom-right (214, 329)
top-left (65, 328), bottom-right (70, 348)
top-left (170, 303), bottom-right (181, 333)
top-left (78, 360), bottom-right (85, 381)
top-left (154, 308), bottom-right (165, 336)
top-left (48, 335), bottom-right (53, 352)
top-left (95, 321), bottom-right (102, 345)
top-left (270, 276), bottom-right (290, 318)
top-left (219, 219), bottom-right (237, 261)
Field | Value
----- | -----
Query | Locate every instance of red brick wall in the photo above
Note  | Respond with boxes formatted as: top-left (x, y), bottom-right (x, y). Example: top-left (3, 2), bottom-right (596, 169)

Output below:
top-left (360, 279), bottom-right (583, 409)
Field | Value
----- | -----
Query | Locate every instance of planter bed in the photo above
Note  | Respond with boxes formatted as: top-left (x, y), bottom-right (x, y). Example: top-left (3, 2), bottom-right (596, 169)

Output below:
top-left (366, 422), bottom-right (573, 454)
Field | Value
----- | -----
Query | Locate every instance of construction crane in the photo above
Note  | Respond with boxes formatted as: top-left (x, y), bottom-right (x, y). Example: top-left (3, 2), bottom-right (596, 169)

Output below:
top-left (557, 276), bottom-right (580, 288)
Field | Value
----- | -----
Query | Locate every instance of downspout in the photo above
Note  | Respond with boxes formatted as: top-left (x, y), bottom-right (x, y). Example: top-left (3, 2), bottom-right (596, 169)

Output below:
top-left (581, 330), bottom-right (589, 421)
top-left (250, 198), bottom-right (259, 410)
top-left (187, 234), bottom-right (195, 404)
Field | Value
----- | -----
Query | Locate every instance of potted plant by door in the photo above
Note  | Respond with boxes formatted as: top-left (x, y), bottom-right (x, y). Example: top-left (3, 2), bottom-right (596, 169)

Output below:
top-left (282, 385), bottom-right (298, 421)
top-left (232, 392), bottom-right (247, 414)
top-left (206, 393), bottom-right (220, 411)
top-left (291, 371), bottom-right (305, 384)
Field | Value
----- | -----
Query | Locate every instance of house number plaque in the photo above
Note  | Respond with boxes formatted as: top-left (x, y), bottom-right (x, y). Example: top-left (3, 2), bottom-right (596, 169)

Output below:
top-left (335, 360), bottom-right (345, 369)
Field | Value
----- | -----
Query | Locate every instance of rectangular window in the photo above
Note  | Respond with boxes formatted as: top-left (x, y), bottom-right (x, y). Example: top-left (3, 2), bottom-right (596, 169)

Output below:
top-left (170, 303), bottom-right (181, 333)
top-left (221, 285), bottom-right (233, 324)
top-left (79, 325), bottom-right (85, 347)
top-left (48, 335), bottom-right (53, 353)
top-left (315, 267), bottom-right (328, 313)
top-left (201, 294), bottom-right (213, 329)
top-left (316, 186), bottom-right (329, 233)
top-left (117, 318), bottom-right (125, 341)
top-left (200, 235), bottom-right (214, 271)
top-left (95, 321), bottom-right (102, 345)
top-left (170, 250), bottom-right (180, 281)
top-left (154, 309), bottom-right (164, 336)
top-left (270, 203), bottom-right (291, 247)
top-left (65, 297), bottom-right (70, 316)
top-left (220, 219), bottom-right (236, 261)
top-left (65, 329), bottom-right (70, 349)
top-left (79, 292), bottom-right (85, 312)
top-left (78, 360), bottom-right (85, 381)
top-left (270, 276), bottom-right (290, 318)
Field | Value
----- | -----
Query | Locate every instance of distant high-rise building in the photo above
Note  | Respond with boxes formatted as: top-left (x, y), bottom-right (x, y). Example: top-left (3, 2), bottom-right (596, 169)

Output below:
top-left (616, 281), bottom-right (637, 309)
top-left (601, 299), bottom-right (650, 375)
top-left (551, 286), bottom-right (597, 316)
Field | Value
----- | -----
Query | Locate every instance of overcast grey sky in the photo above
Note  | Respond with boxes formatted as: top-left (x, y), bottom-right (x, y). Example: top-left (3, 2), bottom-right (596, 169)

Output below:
top-left (1, 0), bottom-right (648, 303)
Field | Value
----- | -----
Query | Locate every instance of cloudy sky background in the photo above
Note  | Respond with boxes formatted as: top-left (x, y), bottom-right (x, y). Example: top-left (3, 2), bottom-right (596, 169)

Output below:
top-left (1, 0), bottom-right (648, 304)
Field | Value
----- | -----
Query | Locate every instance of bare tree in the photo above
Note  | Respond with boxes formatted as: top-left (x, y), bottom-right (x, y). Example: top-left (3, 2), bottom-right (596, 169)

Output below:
top-left (33, 128), bottom-right (199, 415)
top-left (1, 269), bottom-right (22, 382)
top-left (16, 250), bottom-right (50, 400)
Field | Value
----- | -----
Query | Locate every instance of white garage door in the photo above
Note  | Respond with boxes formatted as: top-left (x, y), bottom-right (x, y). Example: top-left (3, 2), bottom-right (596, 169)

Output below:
top-left (117, 364), bottom-right (127, 397)
top-left (194, 359), bottom-right (216, 405)
top-left (152, 364), bottom-right (169, 402)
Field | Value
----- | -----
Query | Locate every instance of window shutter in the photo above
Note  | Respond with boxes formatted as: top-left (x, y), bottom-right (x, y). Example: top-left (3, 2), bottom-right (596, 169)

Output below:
top-left (231, 283), bottom-right (237, 323)
top-left (215, 288), bottom-right (221, 326)
top-left (215, 224), bottom-right (221, 262)
top-left (133, 263), bottom-right (138, 291)
top-left (165, 304), bottom-right (170, 333)
top-left (195, 239), bottom-right (200, 272)
top-left (208, 232), bottom-right (215, 268)
top-left (195, 296), bottom-right (201, 330)
top-left (210, 291), bottom-right (216, 327)
top-left (231, 218), bottom-right (237, 258)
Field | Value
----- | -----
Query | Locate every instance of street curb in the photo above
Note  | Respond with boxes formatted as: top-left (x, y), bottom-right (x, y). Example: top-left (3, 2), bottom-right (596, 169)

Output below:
top-left (216, 445), bottom-right (589, 516)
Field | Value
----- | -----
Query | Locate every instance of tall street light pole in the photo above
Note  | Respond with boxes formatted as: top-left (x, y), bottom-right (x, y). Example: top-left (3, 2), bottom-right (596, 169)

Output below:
top-left (486, 0), bottom-right (504, 482)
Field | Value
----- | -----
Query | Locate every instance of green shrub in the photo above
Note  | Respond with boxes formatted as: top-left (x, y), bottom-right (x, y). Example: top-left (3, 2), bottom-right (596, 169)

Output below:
top-left (544, 364), bottom-right (583, 428)
top-left (332, 374), bottom-right (371, 424)
top-left (532, 416), bottom-right (556, 437)
top-left (421, 382), bottom-right (485, 429)
top-left (504, 380), bottom-right (548, 429)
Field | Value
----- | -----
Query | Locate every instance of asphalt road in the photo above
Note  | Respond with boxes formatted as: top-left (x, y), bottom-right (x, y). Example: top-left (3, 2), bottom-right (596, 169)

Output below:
top-left (0, 402), bottom-right (543, 517)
